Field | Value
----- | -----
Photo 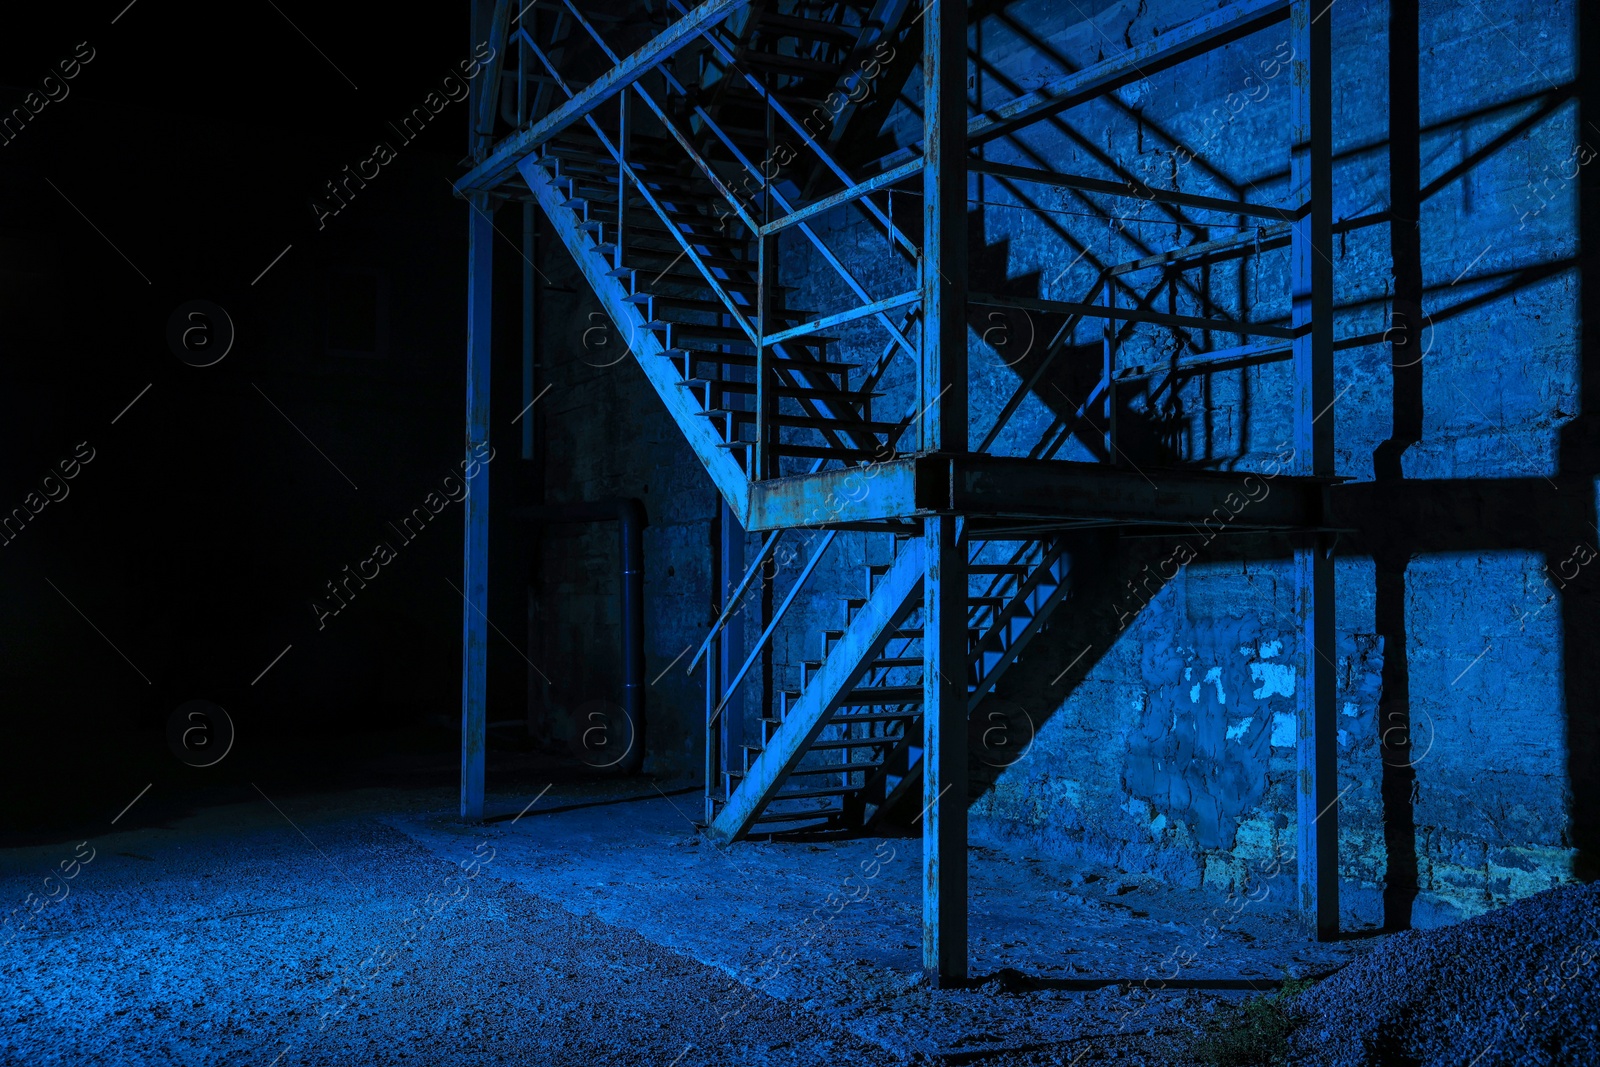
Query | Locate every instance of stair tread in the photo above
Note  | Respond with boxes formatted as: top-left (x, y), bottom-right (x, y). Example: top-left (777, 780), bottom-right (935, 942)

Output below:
top-left (807, 738), bottom-right (903, 750)
top-left (840, 685), bottom-right (923, 704)
top-left (767, 785), bottom-right (862, 801)
top-left (829, 711), bottom-right (922, 724)
top-left (751, 807), bottom-right (841, 824)
top-left (785, 760), bottom-right (885, 775)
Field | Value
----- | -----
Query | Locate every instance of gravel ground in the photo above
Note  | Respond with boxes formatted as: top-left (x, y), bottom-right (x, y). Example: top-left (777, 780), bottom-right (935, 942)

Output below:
top-left (28, 779), bottom-right (1583, 1066)
top-left (393, 786), bottom-right (1363, 1064)
top-left (0, 796), bottom-right (906, 1067)
top-left (1288, 882), bottom-right (1600, 1067)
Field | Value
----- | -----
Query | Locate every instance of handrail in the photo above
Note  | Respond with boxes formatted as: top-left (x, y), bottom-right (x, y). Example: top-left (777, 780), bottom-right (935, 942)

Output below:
top-left (709, 529), bottom-right (839, 727)
top-left (529, 11), bottom-right (915, 454)
top-left (687, 528), bottom-right (781, 674)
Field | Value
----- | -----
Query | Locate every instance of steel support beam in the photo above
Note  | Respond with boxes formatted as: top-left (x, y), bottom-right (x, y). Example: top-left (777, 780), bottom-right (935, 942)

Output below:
top-left (718, 501), bottom-right (745, 795)
top-left (921, 0), bottom-right (968, 988)
top-left (921, 0), bottom-right (967, 454)
top-left (457, 0), bottom-right (748, 192)
top-left (1289, 0), bottom-right (1338, 939)
top-left (740, 454), bottom-right (1329, 531)
top-left (462, 192), bottom-right (495, 822)
top-left (923, 513), bottom-right (968, 985)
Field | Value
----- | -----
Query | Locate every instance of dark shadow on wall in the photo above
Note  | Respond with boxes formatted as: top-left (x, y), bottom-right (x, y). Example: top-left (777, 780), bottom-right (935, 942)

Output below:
top-left (1562, 0), bottom-right (1600, 883)
top-left (1373, 0), bottom-right (1424, 933)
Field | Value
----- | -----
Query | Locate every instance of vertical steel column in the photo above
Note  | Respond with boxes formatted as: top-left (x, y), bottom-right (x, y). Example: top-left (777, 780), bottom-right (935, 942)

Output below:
top-left (923, 514), bottom-right (968, 985)
top-left (522, 201), bottom-right (541, 740)
top-left (1102, 283), bottom-right (1117, 462)
top-left (1289, 0), bottom-right (1337, 938)
top-left (754, 89), bottom-right (775, 480)
top-left (462, 191), bottom-right (495, 822)
top-left (705, 649), bottom-right (718, 822)
top-left (921, 0), bottom-right (969, 987)
top-left (615, 92), bottom-right (630, 272)
top-left (920, 0), bottom-right (968, 453)
top-left (719, 501), bottom-right (745, 790)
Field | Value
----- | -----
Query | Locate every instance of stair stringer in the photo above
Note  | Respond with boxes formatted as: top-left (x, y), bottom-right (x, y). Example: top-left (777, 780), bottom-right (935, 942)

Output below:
top-left (708, 536), bottom-right (925, 843)
top-left (518, 154), bottom-right (752, 520)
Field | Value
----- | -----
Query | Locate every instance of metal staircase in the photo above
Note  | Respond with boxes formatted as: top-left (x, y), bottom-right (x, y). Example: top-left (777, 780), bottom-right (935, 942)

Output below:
top-left (707, 530), bottom-right (1072, 840)
top-left (461, 0), bottom-right (1343, 975)
top-left (490, 0), bottom-right (1082, 844)
top-left (508, 0), bottom-right (919, 501)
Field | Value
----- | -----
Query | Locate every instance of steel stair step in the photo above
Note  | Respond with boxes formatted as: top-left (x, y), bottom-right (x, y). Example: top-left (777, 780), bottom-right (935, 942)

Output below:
top-left (766, 785), bottom-right (863, 802)
top-left (838, 686), bottom-right (922, 706)
top-left (829, 710), bottom-right (922, 724)
top-left (806, 737), bottom-right (902, 751)
top-left (785, 759), bottom-right (886, 774)
top-left (662, 348), bottom-right (856, 373)
top-left (680, 379), bottom-right (875, 402)
top-left (755, 10), bottom-right (863, 43)
top-left (751, 808), bottom-right (840, 825)
top-left (695, 409), bottom-right (900, 434)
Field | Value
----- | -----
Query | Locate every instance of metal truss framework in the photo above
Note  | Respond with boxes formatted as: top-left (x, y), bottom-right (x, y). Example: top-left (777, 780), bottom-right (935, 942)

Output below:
top-left (457, 0), bottom-right (1338, 982)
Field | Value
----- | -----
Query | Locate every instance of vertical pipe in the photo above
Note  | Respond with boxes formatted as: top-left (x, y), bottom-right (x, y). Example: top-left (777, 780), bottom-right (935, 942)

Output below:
top-left (923, 514), bottom-right (968, 985)
top-left (1290, 0), bottom-right (1337, 939)
top-left (618, 498), bottom-right (647, 774)
top-left (462, 191), bottom-right (496, 823)
top-left (921, 0), bottom-right (969, 988)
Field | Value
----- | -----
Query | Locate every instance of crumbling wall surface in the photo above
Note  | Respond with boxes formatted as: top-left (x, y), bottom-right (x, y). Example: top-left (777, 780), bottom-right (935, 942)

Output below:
top-left (948, 0), bottom-right (1584, 928)
top-left (541, 0), bottom-right (1587, 921)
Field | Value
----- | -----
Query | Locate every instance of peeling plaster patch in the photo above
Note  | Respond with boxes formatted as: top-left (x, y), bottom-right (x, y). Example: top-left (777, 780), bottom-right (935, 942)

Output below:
top-left (1338, 728), bottom-right (1349, 747)
top-left (1270, 712), bottom-right (1296, 747)
top-left (1238, 644), bottom-right (1254, 656)
top-left (1342, 702), bottom-right (1359, 717)
top-left (1125, 607), bottom-right (1279, 851)
top-left (1150, 814), bottom-right (1168, 834)
top-left (1251, 662), bottom-right (1296, 699)
top-left (1226, 717), bottom-right (1254, 741)
top-left (1259, 640), bottom-right (1283, 658)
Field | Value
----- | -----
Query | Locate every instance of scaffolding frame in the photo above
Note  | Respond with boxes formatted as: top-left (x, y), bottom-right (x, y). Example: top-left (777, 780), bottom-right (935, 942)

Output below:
top-left (456, 0), bottom-right (1338, 982)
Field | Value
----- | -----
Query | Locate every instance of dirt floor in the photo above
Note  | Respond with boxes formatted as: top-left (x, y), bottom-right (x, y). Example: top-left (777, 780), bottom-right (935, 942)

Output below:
top-left (3, 774), bottom-right (1588, 1065)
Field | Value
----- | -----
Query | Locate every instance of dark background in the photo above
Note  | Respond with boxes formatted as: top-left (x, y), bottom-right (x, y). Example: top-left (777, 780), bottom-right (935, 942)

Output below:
top-left (0, 2), bottom-right (538, 836)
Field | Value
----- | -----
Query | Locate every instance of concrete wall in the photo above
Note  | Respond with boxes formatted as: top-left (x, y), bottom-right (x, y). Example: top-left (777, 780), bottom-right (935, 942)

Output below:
top-left (535, 0), bottom-right (1590, 929)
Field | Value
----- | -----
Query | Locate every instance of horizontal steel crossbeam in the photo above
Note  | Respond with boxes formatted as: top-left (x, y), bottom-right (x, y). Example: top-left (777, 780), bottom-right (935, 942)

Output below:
top-left (743, 454), bottom-right (1331, 531)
